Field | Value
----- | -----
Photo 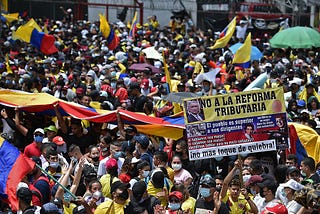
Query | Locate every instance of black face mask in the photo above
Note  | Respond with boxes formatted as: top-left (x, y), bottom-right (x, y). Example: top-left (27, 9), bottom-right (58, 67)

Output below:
top-left (92, 157), bottom-right (99, 162)
top-left (125, 134), bottom-right (134, 141)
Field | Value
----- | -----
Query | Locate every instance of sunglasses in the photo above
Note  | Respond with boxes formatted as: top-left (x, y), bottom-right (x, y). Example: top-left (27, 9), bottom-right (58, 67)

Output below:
top-left (169, 198), bottom-right (180, 203)
top-left (34, 133), bottom-right (44, 137)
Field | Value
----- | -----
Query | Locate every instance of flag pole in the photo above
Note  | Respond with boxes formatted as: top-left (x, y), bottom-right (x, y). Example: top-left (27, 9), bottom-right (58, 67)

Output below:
top-left (35, 163), bottom-right (77, 199)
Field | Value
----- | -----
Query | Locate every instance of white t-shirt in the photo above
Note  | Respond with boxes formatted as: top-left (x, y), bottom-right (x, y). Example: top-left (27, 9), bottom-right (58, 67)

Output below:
top-left (236, 25), bottom-right (247, 40)
top-left (97, 156), bottom-right (124, 177)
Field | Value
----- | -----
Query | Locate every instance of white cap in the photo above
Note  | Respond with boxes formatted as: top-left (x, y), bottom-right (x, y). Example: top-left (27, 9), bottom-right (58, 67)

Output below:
top-left (67, 8), bottom-right (72, 13)
top-left (190, 44), bottom-right (197, 48)
top-left (17, 182), bottom-right (29, 191)
top-left (280, 179), bottom-right (304, 191)
top-left (289, 77), bottom-right (302, 86)
top-left (34, 128), bottom-right (45, 135)
top-left (300, 109), bottom-right (311, 115)
top-left (240, 20), bottom-right (247, 24)
top-left (131, 157), bottom-right (141, 164)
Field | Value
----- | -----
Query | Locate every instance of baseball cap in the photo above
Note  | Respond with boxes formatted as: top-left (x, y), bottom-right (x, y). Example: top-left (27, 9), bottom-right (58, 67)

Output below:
top-left (16, 187), bottom-right (32, 203)
top-left (41, 202), bottom-right (61, 214)
top-left (297, 100), bottom-right (306, 107)
top-left (140, 78), bottom-right (149, 89)
top-left (52, 136), bottom-right (65, 145)
top-left (287, 166), bottom-right (299, 175)
top-left (169, 191), bottom-right (183, 201)
top-left (300, 109), bottom-right (311, 115)
top-left (44, 125), bottom-right (58, 133)
top-left (245, 175), bottom-right (263, 187)
top-left (133, 134), bottom-right (150, 148)
top-left (132, 181), bottom-right (147, 200)
top-left (124, 125), bottom-right (137, 133)
top-left (289, 77), bottom-right (302, 86)
top-left (280, 179), bottom-right (304, 191)
top-left (257, 178), bottom-right (276, 189)
top-left (200, 174), bottom-right (216, 187)
top-left (34, 128), bottom-right (45, 135)
top-left (261, 202), bottom-right (288, 214)
top-left (105, 158), bottom-right (118, 170)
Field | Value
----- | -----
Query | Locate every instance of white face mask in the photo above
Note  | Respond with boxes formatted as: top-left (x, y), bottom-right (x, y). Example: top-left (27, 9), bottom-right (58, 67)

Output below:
top-left (172, 163), bottom-right (182, 171)
top-left (142, 170), bottom-right (150, 178)
top-left (243, 174), bottom-right (251, 183)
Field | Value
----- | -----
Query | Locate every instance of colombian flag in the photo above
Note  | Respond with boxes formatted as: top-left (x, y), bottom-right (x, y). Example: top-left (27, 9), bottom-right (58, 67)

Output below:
top-left (0, 138), bottom-right (35, 211)
top-left (99, 14), bottom-right (119, 50)
top-left (232, 32), bottom-right (251, 68)
top-left (129, 12), bottom-right (138, 38)
top-left (210, 17), bottom-right (236, 50)
top-left (1, 13), bottom-right (19, 24)
top-left (13, 19), bottom-right (58, 55)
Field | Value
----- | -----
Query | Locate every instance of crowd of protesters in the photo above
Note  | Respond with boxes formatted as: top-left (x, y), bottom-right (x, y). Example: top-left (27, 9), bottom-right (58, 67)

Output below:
top-left (1, 6), bottom-right (320, 214)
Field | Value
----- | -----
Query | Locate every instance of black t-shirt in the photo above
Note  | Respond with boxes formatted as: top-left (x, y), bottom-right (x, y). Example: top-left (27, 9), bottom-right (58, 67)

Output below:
top-left (309, 173), bottom-right (320, 184)
top-left (64, 133), bottom-right (96, 154)
top-left (195, 198), bottom-right (229, 214)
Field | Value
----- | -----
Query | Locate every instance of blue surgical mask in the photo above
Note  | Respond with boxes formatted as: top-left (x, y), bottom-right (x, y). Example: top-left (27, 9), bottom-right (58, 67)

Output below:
top-left (215, 156), bottom-right (223, 162)
top-left (203, 85), bottom-right (210, 92)
top-left (250, 188), bottom-right (256, 195)
top-left (111, 82), bottom-right (116, 89)
top-left (49, 161), bottom-right (60, 169)
top-left (34, 136), bottom-right (44, 143)
top-left (142, 170), bottom-right (150, 178)
top-left (168, 202), bottom-right (180, 211)
top-left (199, 187), bottom-right (211, 198)
top-left (114, 151), bottom-right (123, 160)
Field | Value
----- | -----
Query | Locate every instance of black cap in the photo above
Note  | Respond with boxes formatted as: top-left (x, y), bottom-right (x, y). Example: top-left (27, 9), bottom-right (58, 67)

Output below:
top-left (200, 174), bottom-right (216, 187)
top-left (132, 181), bottom-right (147, 200)
top-left (17, 187), bottom-right (32, 203)
top-left (287, 166), bottom-right (299, 175)
top-left (129, 82), bottom-right (140, 90)
top-left (124, 125), bottom-right (137, 133)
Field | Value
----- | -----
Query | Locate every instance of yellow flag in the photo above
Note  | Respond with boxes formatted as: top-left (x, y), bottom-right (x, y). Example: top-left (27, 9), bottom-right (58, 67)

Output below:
top-left (210, 17), bottom-right (236, 50)
top-left (1, 0), bottom-right (8, 12)
top-left (232, 32), bottom-right (252, 68)
top-left (14, 19), bottom-right (42, 43)
top-left (1, 13), bottom-right (19, 24)
top-left (99, 14), bottom-right (110, 38)
top-left (5, 54), bottom-right (12, 74)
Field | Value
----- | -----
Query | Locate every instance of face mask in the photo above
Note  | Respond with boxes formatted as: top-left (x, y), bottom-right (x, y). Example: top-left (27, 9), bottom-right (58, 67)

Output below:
top-left (215, 186), bottom-right (222, 192)
top-left (34, 136), bottom-right (44, 143)
top-left (243, 174), bottom-right (251, 183)
top-left (49, 161), bottom-right (60, 169)
top-left (195, 91), bottom-right (203, 96)
top-left (172, 164), bottom-right (182, 171)
top-left (5, 80), bottom-right (11, 85)
top-left (250, 188), bottom-right (256, 195)
top-left (70, 156), bottom-right (78, 164)
top-left (200, 187), bottom-right (211, 198)
top-left (111, 82), bottom-right (117, 89)
top-left (114, 151), bottom-right (123, 160)
top-left (301, 170), bottom-right (306, 177)
top-left (142, 170), bottom-right (150, 178)
top-left (64, 193), bottom-right (73, 203)
top-left (203, 86), bottom-right (210, 92)
top-left (215, 156), bottom-right (223, 162)
top-left (168, 203), bottom-right (180, 211)
top-left (92, 191), bottom-right (102, 200)
top-left (125, 134), bottom-right (133, 141)
top-left (92, 157), bottom-right (99, 162)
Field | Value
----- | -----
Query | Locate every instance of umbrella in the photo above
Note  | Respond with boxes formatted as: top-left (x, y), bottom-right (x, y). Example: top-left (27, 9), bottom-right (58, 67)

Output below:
top-left (163, 92), bottom-right (201, 105)
top-left (142, 46), bottom-right (163, 60)
top-left (270, 26), bottom-right (320, 49)
top-left (128, 63), bottom-right (161, 74)
top-left (229, 42), bottom-right (263, 61)
top-left (194, 68), bottom-right (221, 85)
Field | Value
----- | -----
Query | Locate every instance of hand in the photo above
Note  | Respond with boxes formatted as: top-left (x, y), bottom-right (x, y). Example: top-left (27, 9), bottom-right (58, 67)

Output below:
top-left (1, 109), bottom-right (7, 118)
top-left (153, 204), bottom-right (165, 214)
top-left (213, 191), bottom-right (221, 212)
top-left (234, 159), bottom-right (243, 169)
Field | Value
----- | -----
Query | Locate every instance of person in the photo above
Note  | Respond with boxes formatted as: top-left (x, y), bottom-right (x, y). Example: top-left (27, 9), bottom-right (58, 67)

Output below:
top-left (153, 151), bottom-right (174, 182)
top-left (220, 160), bottom-right (258, 214)
top-left (279, 179), bottom-right (304, 212)
top-left (300, 156), bottom-right (320, 184)
top-left (134, 134), bottom-right (153, 168)
top-left (195, 174), bottom-right (229, 214)
top-left (186, 100), bottom-right (205, 123)
top-left (24, 128), bottom-right (45, 158)
top-left (94, 181), bottom-right (132, 214)
top-left (129, 161), bottom-right (150, 190)
top-left (285, 154), bottom-right (298, 168)
top-left (241, 123), bottom-right (255, 141)
top-left (236, 20), bottom-right (248, 42)
top-left (130, 181), bottom-right (160, 214)
top-left (171, 155), bottom-right (193, 187)
top-left (84, 180), bottom-right (106, 211)
top-left (17, 187), bottom-right (38, 214)
top-left (100, 158), bottom-right (120, 198)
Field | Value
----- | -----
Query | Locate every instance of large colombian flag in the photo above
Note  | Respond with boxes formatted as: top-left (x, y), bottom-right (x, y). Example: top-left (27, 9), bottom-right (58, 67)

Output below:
top-left (99, 14), bottom-right (119, 50)
top-left (0, 138), bottom-right (35, 211)
top-left (13, 19), bottom-right (58, 55)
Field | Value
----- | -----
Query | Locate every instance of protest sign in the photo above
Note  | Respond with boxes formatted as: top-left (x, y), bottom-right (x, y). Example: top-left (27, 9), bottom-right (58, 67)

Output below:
top-left (183, 87), bottom-right (288, 160)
